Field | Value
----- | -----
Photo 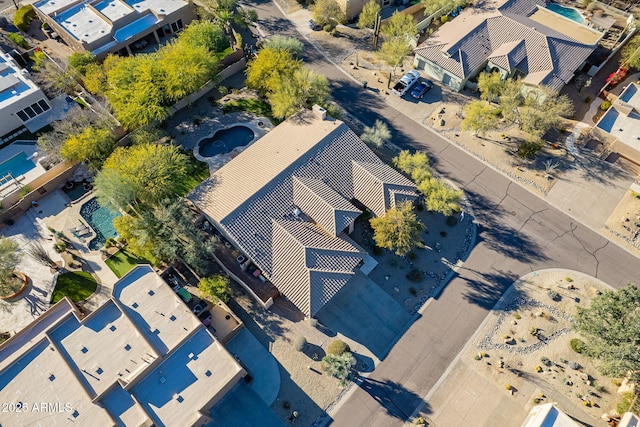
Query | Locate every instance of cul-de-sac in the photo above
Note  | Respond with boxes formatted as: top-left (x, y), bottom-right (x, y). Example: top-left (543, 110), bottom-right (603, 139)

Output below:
top-left (0, 0), bottom-right (640, 425)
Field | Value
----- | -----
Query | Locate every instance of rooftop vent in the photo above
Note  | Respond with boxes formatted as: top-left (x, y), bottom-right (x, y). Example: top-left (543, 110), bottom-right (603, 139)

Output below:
top-left (312, 104), bottom-right (326, 120)
top-left (293, 207), bottom-right (301, 217)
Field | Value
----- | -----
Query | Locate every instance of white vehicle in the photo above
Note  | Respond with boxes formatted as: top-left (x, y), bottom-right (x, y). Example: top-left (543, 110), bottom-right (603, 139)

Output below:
top-left (391, 70), bottom-right (421, 96)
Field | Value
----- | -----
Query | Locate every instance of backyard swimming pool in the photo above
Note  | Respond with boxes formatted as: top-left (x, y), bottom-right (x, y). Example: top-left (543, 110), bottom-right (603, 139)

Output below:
top-left (80, 198), bottom-right (121, 250)
top-left (198, 126), bottom-right (255, 157)
top-left (546, 3), bottom-right (584, 23)
top-left (0, 152), bottom-right (36, 180)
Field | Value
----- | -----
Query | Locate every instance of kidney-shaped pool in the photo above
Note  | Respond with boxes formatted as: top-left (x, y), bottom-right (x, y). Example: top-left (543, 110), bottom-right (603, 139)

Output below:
top-left (198, 125), bottom-right (255, 157)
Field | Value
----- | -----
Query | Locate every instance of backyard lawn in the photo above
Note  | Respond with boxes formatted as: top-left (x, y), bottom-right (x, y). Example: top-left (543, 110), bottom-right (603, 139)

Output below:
top-left (177, 154), bottom-right (210, 196)
top-left (50, 271), bottom-right (97, 303)
top-left (105, 247), bottom-right (151, 278)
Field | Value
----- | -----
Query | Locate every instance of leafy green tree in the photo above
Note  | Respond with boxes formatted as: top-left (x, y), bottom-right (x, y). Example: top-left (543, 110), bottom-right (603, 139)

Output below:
top-left (360, 119), bottom-right (391, 150)
top-left (82, 63), bottom-right (107, 95)
top-left (13, 4), bottom-right (34, 31)
top-left (60, 126), bottom-right (116, 168)
top-left (178, 20), bottom-right (229, 53)
top-left (370, 201), bottom-right (425, 256)
top-left (95, 169), bottom-right (140, 215)
top-left (199, 275), bottom-right (230, 302)
top-left (422, 0), bottom-right (463, 17)
top-left (263, 35), bottom-right (304, 57)
top-left (69, 52), bottom-right (96, 76)
top-left (312, 0), bottom-right (346, 31)
top-left (518, 88), bottom-right (573, 138)
top-left (377, 37), bottom-right (412, 74)
top-left (418, 178), bottom-right (462, 216)
top-left (322, 352), bottom-right (356, 387)
top-left (461, 100), bottom-right (499, 137)
top-left (358, 0), bottom-right (381, 29)
top-left (620, 34), bottom-right (640, 70)
top-left (40, 60), bottom-right (77, 96)
top-left (380, 11), bottom-right (416, 41)
top-left (100, 143), bottom-right (190, 207)
top-left (497, 78), bottom-right (524, 124)
top-left (0, 237), bottom-right (21, 287)
top-left (268, 67), bottom-right (329, 119)
top-left (477, 71), bottom-right (503, 103)
top-left (393, 150), bottom-right (431, 183)
top-left (246, 47), bottom-right (302, 92)
top-left (157, 42), bottom-right (218, 100)
top-left (574, 284), bottom-right (640, 381)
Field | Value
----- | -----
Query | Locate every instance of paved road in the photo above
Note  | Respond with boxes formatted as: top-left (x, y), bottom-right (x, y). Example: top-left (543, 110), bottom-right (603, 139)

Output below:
top-left (245, 2), bottom-right (640, 426)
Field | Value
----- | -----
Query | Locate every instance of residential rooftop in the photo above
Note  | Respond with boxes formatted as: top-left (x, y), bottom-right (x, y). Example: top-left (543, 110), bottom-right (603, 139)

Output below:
top-left (0, 265), bottom-right (244, 426)
top-left (596, 83), bottom-right (640, 153)
top-left (0, 50), bottom-right (41, 111)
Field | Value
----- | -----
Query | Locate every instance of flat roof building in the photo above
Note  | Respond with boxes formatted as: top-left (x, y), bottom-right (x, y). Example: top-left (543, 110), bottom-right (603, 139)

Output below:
top-left (33, 0), bottom-right (196, 59)
top-left (0, 48), bottom-right (52, 139)
top-left (0, 265), bottom-right (245, 427)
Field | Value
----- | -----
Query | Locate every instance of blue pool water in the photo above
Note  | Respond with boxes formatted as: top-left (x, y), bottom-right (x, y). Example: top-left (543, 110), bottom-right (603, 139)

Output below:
top-left (546, 3), bottom-right (584, 23)
top-left (80, 198), bottom-right (121, 251)
top-left (199, 126), bottom-right (255, 157)
top-left (0, 152), bottom-right (36, 180)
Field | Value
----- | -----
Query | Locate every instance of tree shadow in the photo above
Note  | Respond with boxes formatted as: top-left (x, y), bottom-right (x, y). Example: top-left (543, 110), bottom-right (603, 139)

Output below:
top-left (466, 190), bottom-right (549, 264)
top-left (303, 343), bottom-right (325, 361)
top-left (355, 376), bottom-right (432, 421)
top-left (458, 268), bottom-right (523, 310)
top-left (352, 351), bottom-right (375, 373)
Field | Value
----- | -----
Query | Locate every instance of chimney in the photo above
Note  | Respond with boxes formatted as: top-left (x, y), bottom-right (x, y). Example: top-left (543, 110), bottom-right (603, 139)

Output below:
top-left (312, 104), bottom-right (326, 120)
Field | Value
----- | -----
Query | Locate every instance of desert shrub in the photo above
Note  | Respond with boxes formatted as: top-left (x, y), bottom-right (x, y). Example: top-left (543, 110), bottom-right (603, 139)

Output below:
top-left (541, 356), bottom-right (551, 366)
top-left (53, 241), bottom-right (67, 253)
top-left (514, 313), bottom-right (521, 320)
top-left (7, 32), bottom-right (29, 49)
top-left (568, 361), bottom-right (580, 370)
top-left (518, 139), bottom-right (543, 159)
top-left (504, 383), bottom-right (511, 390)
top-left (407, 269), bottom-right (423, 282)
top-left (584, 96), bottom-right (592, 103)
top-left (599, 101), bottom-right (611, 111)
top-left (440, 15), bottom-right (448, 23)
top-left (293, 336), bottom-right (307, 352)
top-left (547, 290), bottom-right (560, 301)
top-left (13, 4), bottom-right (35, 32)
top-left (327, 339), bottom-right (350, 356)
top-left (474, 353), bottom-right (481, 360)
top-left (570, 338), bottom-right (586, 354)
top-left (565, 277), bottom-right (573, 282)
top-left (535, 365), bottom-right (543, 373)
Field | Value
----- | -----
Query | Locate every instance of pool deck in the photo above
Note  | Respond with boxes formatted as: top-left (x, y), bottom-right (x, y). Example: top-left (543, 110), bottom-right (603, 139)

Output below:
top-left (530, 7), bottom-right (602, 45)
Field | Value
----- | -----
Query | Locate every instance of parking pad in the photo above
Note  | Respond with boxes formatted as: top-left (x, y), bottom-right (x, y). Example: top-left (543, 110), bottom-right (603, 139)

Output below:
top-left (316, 271), bottom-right (414, 359)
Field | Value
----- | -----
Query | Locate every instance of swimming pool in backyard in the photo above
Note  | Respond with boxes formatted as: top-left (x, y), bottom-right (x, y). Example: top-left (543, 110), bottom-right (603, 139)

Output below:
top-left (545, 3), bottom-right (584, 23)
top-left (80, 198), bottom-right (121, 250)
top-left (0, 152), bottom-right (36, 180)
top-left (198, 126), bottom-right (256, 157)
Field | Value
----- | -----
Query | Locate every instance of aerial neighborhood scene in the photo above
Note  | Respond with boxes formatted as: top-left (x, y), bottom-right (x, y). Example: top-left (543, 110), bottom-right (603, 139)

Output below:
top-left (2, 0), bottom-right (640, 422)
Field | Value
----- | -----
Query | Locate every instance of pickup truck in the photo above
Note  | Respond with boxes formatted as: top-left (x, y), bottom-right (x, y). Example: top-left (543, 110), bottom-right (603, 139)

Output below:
top-left (391, 70), bottom-right (421, 96)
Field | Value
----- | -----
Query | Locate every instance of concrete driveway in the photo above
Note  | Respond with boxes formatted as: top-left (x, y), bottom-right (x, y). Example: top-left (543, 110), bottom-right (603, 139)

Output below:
top-left (315, 271), bottom-right (415, 360)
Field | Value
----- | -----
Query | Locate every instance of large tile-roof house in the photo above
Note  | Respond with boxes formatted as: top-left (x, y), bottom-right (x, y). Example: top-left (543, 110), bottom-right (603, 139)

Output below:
top-left (413, 0), bottom-right (601, 91)
top-left (0, 265), bottom-right (245, 427)
top-left (188, 108), bottom-right (417, 317)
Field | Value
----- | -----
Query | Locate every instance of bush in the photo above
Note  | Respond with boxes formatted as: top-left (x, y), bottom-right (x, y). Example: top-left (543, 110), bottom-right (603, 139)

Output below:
top-left (514, 313), bottom-right (521, 320)
top-left (547, 290), bottom-right (560, 301)
top-left (568, 361), bottom-right (580, 370)
top-left (565, 277), bottom-right (573, 282)
top-left (7, 32), bottom-right (29, 49)
top-left (600, 101), bottom-right (611, 111)
top-left (541, 356), bottom-right (551, 366)
top-left (518, 140), bottom-right (544, 159)
top-left (293, 336), bottom-right (307, 352)
top-left (327, 339), bottom-right (350, 356)
top-left (584, 96), bottom-right (592, 103)
top-left (570, 338), bottom-right (586, 354)
top-left (440, 15), bottom-right (448, 23)
top-left (504, 383), bottom-right (511, 390)
top-left (13, 4), bottom-right (34, 32)
top-left (407, 269), bottom-right (424, 282)
top-left (53, 241), bottom-right (67, 253)
top-left (105, 237), bottom-right (117, 248)
top-left (535, 365), bottom-right (543, 373)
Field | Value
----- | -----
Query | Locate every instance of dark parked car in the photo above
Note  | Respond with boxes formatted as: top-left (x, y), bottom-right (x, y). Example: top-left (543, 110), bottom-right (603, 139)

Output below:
top-left (411, 80), bottom-right (434, 99)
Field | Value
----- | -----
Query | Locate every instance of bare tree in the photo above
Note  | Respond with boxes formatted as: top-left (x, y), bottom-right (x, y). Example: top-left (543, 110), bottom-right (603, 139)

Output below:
top-left (25, 241), bottom-right (57, 269)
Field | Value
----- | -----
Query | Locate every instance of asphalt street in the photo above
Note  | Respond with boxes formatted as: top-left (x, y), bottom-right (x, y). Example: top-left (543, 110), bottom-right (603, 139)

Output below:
top-left (244, 1), bottom-right (640, 425)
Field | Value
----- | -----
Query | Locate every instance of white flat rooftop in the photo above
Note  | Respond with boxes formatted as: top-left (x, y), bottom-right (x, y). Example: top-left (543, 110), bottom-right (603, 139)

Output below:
top-left (133, 327), bottom-right (245, 427)
top-left (597, 84), bottom-right (640, 153)
top-left (55, 3), bottom-right (111, 43)
top-left (0, 52), bottom-right (40, 110)
top-left (112, 265), bottom-right (201, 355)
top-left (0, 338), bottom-right (116, 426)
top-left (50, 301), bottom-right (158, 397)
top-left (34, 0), bottom-right (78, 16)
top-left (93, 0), bottom-right (132, 22)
